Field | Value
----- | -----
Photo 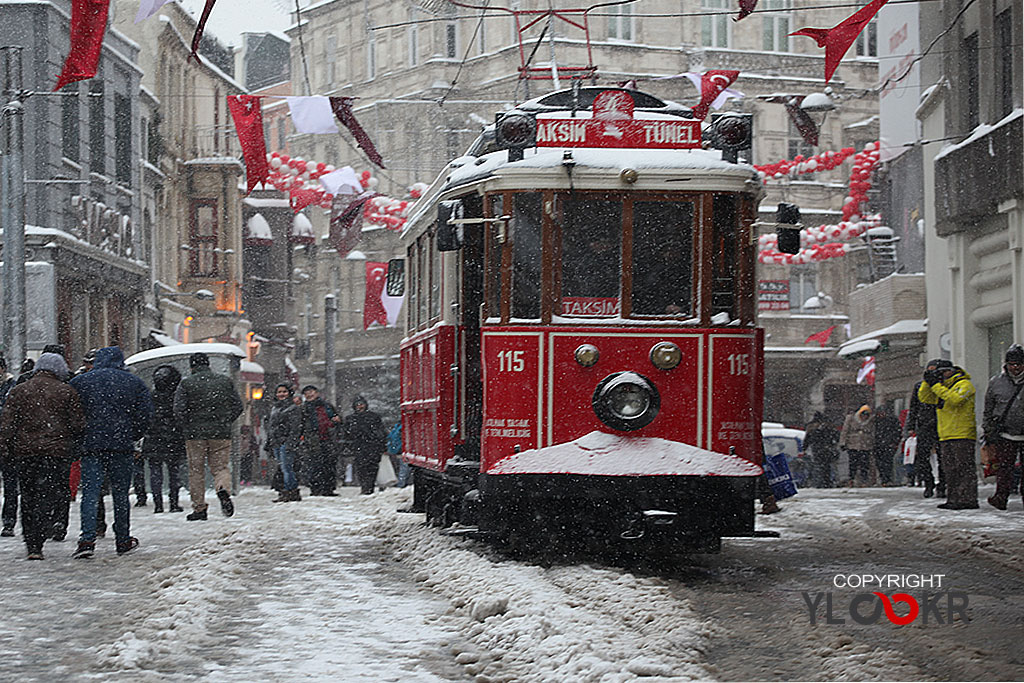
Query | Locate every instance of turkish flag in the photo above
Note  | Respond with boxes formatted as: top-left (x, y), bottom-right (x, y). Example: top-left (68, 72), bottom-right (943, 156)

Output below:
top-left (54, 0), bottom-right (111, 91)
top-left (364, 262), bottom-right (389, 329)
top-left (329, 97), bottom-right (386, 169)
top-left (226, 95), bottom-right (269, 195)
top-left (804, 325), bottom-right (837, 347)
top-left (734, 0), bottom-right (758, 21)
top-left (791, 0), bottom-right (889, 83)
top-left (189, 0), bottom-right (219, 62)
top-left (329, 193), bottom-right (377, 258)
top-left (857, 356), bottom-right (876, 386)
top-left (690, 70), bottom-right (741, 121)
top-left (785, 99), bottom-right (819, 146)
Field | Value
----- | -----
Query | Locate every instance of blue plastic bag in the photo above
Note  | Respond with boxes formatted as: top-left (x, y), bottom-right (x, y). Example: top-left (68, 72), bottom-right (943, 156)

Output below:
top-left (764, 452), bottom-right (798, 500)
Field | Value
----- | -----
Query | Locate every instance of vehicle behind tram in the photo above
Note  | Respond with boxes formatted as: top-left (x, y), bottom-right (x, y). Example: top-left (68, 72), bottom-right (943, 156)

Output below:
top-left (391, 87), bottom-right (767, 552)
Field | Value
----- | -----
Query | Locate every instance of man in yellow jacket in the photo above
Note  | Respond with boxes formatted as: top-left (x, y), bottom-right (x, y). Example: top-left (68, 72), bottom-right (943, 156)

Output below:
top-left (918, 360), bottom-right (978, 509)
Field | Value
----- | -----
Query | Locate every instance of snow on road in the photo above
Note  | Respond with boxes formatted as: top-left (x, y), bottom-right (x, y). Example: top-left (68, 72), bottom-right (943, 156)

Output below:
top-left (0, 482), bottom-right (1019, 681)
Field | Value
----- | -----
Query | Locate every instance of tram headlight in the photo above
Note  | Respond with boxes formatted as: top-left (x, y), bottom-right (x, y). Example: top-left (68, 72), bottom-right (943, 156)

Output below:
top-left (574, 343), bottom-right (600, 367)
top-left (592, 372), bottom-right (660, 431)
top-left (649, 342), bottom-right (682, 370)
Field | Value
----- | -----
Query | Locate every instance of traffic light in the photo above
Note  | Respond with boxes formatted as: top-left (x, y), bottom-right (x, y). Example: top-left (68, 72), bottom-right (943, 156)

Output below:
top-left (776, 202), bottom-right (801, 255)
top-left (707, 113), bottom-right (752, 162)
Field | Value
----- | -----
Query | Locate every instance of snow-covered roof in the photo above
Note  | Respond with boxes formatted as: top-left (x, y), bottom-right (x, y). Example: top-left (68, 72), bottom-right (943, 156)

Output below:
top-left (291, 213), bottom-right (315, 240)
top-left (487, 431), bottom-right (762, 477)
top-left (125, 343), bottom-right (246, 367)
top-left (244, 197), bottom-right (291, 209)
top-left (240, 360), bottom-right (264, 382)
top-left (837, 319), bottom-right (927, 357)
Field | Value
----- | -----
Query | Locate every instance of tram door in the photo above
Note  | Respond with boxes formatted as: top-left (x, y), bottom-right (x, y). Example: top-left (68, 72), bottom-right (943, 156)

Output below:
top-left (458, 195), bottom-right (485, 459)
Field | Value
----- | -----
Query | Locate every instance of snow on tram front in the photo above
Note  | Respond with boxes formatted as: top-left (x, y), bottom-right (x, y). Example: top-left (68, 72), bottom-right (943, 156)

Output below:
top-left (391, 87), bottom-right (768, 552)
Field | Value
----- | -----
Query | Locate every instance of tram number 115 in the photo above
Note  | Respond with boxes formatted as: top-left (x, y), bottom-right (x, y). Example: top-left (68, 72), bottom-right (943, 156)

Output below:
top-left (497, 350), bottom-right (526, 372)
top-left (727, 353), bottom-right (751, 375)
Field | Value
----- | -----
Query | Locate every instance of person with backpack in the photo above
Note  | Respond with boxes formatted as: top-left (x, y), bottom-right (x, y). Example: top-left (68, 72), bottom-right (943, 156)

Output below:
top-left (342, 395), bottom-right (387, 495)
top-left (142, 365), bottom-right (187, 514)
top-left (981, 344), bottom-right (1024, 510)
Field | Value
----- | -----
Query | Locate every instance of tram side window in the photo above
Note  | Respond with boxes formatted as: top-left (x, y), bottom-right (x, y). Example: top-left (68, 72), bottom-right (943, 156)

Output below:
top-left (486, 195), bottom-right (504, 320)
top-left (418, 233), bottom-right (430, 328)
top-left (428, 230), bottom-right (441, 321)
top-left (560, 197), bottom-right (622, 315)
top-left (632, 201), bottom-right (694, 316)
top-left (407, 240), bottom-right (419, 330)
top-left (511, 193), bottom-right (542, 320)
top-left (711, 194), bottom-right (738, 320)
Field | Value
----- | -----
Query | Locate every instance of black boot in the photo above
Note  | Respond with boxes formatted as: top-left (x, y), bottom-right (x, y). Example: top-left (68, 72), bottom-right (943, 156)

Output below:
top-left (217, 489), bottom-right (234, 517)
top-left (153, 497), bottom-right (164, 513)
top-left (186, 509), bottom-right (207, 521)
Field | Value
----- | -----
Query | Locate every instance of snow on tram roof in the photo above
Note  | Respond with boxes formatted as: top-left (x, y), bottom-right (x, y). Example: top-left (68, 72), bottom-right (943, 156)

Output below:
top-left (125, 342), bottom-right (247, 366)
top-left (445, 146), bottom-right (757, 188)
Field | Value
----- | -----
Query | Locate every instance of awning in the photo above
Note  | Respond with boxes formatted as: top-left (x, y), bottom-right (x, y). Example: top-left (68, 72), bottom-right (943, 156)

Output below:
top-left (245, 213), bottom-right (273, 246)
top-left (240, 359), bottom-right (265, 383)
top-left (837, 319), bottom-right (927, 358)
top-left (837, 339), bottom-right (880, 358)
top-left (290, 213), bottom-right (315, 244)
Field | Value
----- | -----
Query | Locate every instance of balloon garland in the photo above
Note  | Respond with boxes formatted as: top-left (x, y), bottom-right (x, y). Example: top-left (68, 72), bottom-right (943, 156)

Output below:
top-left (757, 142), bottom-right (882, 265)
top-left (754, 146), bottom-right (858, 180)
top-left (264, 151), bottom-right (424, 231)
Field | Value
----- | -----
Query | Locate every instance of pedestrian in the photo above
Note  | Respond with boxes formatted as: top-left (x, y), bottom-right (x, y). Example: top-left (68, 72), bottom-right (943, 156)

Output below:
top-left (873, 404), bottom-right (902, 486)
top-left (14, 358), bottom-right (34, 385)
top-left (341, 395), bottom-right (387, 496)
top-left (0, 353), bottom-right (83, 560)
top-left (905, 362), bottom-right (942, 497)
top-left (299, 385), bottom-right (341, 496)
top-left (918, 359), bottom-right (978, 510)
top-left (0, 357), bottom-right (20, 537)
top-left (804, 412), bottom-right (839, 488)
top-left (981, 344), bottom-right (1024, 510)
top-left (839, 405), bottom-right (874, 486)
top-left (267, 384), bottom-right (302, 502)
top-left (141, 365), bottom-right (187, 514)
top-left (174, 352), bottom-right (244, 521)
top-left (388, 422), bottom-right (412, 488)
top-left (70, 346), bottom-right (153, 558)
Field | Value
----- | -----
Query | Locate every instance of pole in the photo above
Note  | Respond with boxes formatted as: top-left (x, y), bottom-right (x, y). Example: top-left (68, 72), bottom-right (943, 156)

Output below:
top-left (1, 47), bottom-right (25, 369)
top-left (324, 293), bottom-right (337, 406)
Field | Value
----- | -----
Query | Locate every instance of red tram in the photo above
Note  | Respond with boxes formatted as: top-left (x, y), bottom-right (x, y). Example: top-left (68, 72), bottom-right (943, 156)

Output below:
top-left (392, 87), bottom-right (767, 552)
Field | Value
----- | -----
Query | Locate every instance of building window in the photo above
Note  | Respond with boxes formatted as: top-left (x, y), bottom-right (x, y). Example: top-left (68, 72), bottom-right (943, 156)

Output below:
top-left (147, 114), bottom-right (161, 165)
top-left (61, 86), bottom-right (79, 162)
top-left (701, 0), bottom-right (729, 48)
top-left (995, 10), bottom-right (1014, 119)
top-left (476, 10), bottom-right (487, 54)
top-left (326, 34), bottom-right (337, 87)
top-left (89, 82), bottom-right (105, 175)
top-left (408, 10), bottom-right (419, 65)
top-left (277, 117), bottom-right (286, 150)
top-left (762, 0), bottom-right (791, 52)
top-left (789, 264), bottom-right (817, 310)
top-left (608, 4), bottom-right (633, 41)
top-left (114, 93), bottom-right (132, 186)
top-left (855, 18), bottom-right (877, 56)
top-left (962, 32), bottom-right (979, 129)
top-left (189, 199), bottom-right (219, 277)
top-left (446, 22), bottom-right (458, 58)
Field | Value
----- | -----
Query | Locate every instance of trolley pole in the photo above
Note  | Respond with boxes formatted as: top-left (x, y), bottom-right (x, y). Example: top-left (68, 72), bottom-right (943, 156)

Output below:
top-left (1, 46), bottom-right (26, 369)
top-left (324, 293), bottom-right (337, 406)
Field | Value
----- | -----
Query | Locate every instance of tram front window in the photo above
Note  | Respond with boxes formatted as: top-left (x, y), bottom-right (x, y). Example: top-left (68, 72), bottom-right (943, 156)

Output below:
top-left (632, 201), bottom-right (694, 316)
top-left (511, 193), bottom-right (543, 319)
top-left (560, 198), bottom-right (622, 316)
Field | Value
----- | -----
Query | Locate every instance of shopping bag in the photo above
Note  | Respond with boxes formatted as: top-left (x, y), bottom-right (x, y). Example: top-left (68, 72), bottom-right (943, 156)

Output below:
top-left (376, 455), bottom-right (397, 488)
top-left (980, 442), bottom-right (997, 478)
top-left (902, 435), bottom-right (917, 465)
top-left (764, 452), bottom-right (798, 500)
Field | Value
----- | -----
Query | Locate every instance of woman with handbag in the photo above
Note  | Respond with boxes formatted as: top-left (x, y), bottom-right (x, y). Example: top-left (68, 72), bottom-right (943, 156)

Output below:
top-left (981, 344), bottom-right (1024, 510)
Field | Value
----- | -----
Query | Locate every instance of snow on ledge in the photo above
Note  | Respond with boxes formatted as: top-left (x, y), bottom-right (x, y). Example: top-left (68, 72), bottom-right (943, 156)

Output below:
top-left (487, 430), bottom-right (762, 477)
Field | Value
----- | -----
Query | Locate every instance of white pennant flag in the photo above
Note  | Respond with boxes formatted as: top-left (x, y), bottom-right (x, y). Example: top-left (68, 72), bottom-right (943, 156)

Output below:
top-left (320, 166), bottom-right (362, 196)
top-left (135, 0), bottom-right (172, 23)
top-left (286, 96), bottom-right (340, 134)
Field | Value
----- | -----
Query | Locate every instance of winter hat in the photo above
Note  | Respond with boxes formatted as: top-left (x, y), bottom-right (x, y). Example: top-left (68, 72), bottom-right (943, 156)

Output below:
top-left (856, 405), bottom-right (872, 417)
top-left (931, 359), bottom-right (954, 370)
top-left (352, 394), bottom-right (368, 409)
top-left (35, 352), bottom-right (69, 381)
top-left (189, 352), bottom-right (210, 369)
top-left (153, 365), bottom-right (182, 392)
top-left (1005, 344), bottom-right (1024, 364)
top-left (20, 358), bottom-right (34, 374)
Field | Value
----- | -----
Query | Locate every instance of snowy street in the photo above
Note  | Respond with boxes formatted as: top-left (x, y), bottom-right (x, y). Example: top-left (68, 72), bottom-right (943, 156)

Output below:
top-left (0, 484), bottom-right (1020, 681)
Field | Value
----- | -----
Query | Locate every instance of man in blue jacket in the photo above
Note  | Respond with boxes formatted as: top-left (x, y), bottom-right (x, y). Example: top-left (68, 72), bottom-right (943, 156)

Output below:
top-left (69, 346), bottom-right (153, 558)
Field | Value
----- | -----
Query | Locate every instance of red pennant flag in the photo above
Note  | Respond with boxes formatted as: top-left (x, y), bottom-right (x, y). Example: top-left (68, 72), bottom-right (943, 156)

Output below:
top-left (329, 193), bottom-right (378, 258)
top-left (226, 95), bottom-right (269, 195)
top-left (857, 356), bottom-right (876, 386)
top-left (289, 188), bottom-right (321, 213)
top-left (329, 97), bottom-right (386, 169)
top-left (804, 325), bottom-right (837, 347)
top-left (364, 262), bottom-right (389, 329)
top-left (791, 0), bottom-right (889, 83)
top-left (54, 0), bottom-right (111, 91)
top-left (734, 0), bottom-right (758, 21)
top-left (691, 70), bottom-right (740, 121)
top-left (785, 100), bottom-right (819, 146)
top-left (190, 0), bottom-right (218, 62)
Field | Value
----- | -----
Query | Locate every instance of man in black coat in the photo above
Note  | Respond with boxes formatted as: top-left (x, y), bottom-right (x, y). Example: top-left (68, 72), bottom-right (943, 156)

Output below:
top-left (342, 395), bottom-right (387, 495)
top-left (0, 357), bottom-right (19, 536)
top-left (804, 412), bottom-right (839, 488)
top-left (142, 365), bottom-right (187, 513)
top-left (70, 346), bottom-right (153, 558)
top-left (873, 404), bottom-right (902, 486)
top-left (299, 385), bottom-right (341, 496)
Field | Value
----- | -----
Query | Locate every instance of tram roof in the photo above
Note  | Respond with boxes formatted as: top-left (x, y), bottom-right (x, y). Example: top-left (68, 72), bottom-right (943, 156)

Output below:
top-left (404, 146), bottom-right (762, 235)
